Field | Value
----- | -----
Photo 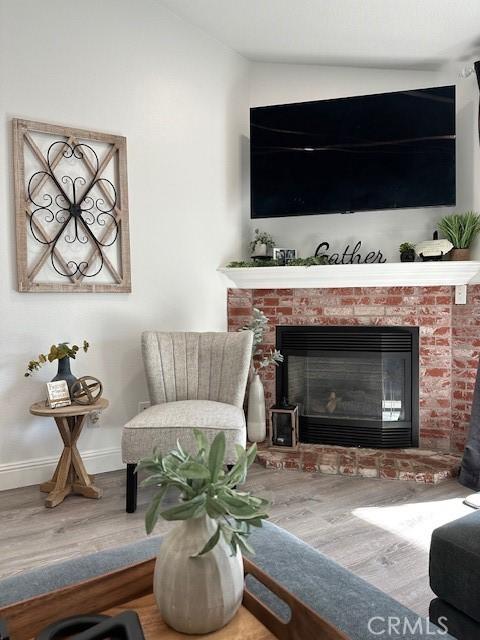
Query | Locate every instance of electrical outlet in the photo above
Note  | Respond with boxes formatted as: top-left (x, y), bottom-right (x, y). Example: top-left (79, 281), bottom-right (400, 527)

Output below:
top-left (138, 401), bottom-right (151, 413)
top-left (455, 284), bottom-right (467, 305)
top-left (87, 410), bottom-right (101, 427)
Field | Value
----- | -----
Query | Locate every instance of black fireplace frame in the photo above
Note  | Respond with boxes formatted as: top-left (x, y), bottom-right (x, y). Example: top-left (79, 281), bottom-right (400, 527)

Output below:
top-left (276, 325), bottom-right (419, 449)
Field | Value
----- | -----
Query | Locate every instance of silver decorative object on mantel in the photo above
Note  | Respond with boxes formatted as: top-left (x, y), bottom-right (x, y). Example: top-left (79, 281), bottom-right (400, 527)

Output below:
top-left (415, 239), bottom-right (453, 261)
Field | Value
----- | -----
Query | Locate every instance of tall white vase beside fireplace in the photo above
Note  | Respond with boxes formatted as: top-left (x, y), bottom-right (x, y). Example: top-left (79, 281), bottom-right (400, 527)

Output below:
top-left (247, 372), bottom-right (266, 442)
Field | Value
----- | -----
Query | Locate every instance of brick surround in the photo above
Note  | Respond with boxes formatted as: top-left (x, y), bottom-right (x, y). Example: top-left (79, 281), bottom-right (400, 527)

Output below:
top-left (228, 284), bottom-right (480, 454)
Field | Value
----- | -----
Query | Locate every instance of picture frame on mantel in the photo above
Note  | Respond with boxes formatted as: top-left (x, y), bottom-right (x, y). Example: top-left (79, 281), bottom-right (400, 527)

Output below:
top-left (13, 118), bottom-right (131, 293)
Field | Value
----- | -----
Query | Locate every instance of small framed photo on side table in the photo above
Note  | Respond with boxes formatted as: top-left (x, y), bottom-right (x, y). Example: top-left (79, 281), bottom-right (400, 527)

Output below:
top-left (46, 380), bottom-right (71, 409)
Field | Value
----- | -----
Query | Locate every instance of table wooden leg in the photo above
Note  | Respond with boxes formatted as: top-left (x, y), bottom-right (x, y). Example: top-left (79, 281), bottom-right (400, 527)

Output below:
top-left (71, 414), bottom-right (102, 500)
top-left (71, 446), bottom-right (102, 499)
top-left (56, 416), bottom-right (73, 446)
top-left (44, 447), bottom-right (73, 508)
top-left (39, 480), bottom-right (56, 493)
top-left (40, 458), bottom-right (61, 493)
top-left (41, 413), bottom-right (102, 507)
top-left (40, 417), bottom-right (72, 495)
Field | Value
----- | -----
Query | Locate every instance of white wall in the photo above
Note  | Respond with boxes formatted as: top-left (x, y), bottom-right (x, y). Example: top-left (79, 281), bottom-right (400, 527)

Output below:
top-left (248, 62), bottom-right (480, 261)
top-left (0, 0), bottom-right (249, 489)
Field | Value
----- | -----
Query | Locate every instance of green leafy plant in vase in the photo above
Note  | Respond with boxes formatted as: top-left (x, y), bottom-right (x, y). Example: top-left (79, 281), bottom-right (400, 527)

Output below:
top-left (25, 340), bottom-right (90, 392)
top-left (438, 212), bottom-right (480, 261)
top-left (249, 228), bottom-right (275, 258)
top-left (240, 308), bottom-right (283, 443)
top-left (139, 430), bottom-right (269, 634)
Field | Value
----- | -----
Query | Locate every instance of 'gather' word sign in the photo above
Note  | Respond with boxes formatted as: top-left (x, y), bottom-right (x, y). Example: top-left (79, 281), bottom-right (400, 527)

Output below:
top-left (314, 241), bottom-right (386, 265)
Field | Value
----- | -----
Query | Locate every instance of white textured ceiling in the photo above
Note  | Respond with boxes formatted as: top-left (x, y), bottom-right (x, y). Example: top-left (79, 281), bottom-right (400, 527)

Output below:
top-left (160, 0), bottom-right (480, 69)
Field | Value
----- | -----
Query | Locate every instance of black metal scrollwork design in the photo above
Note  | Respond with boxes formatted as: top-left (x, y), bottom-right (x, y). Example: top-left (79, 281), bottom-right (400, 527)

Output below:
top-left (27, 141), bottom-right (119, 278)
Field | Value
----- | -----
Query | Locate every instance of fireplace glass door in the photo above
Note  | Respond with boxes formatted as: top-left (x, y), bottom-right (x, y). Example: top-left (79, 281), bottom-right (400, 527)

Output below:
top-left (288, 353), bottom-right (409, 423)
top-left (276, 327), bottom-right (419, 448)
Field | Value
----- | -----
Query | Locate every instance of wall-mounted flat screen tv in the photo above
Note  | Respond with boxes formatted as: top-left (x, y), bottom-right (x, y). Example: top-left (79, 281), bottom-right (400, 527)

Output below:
top-left (250, 85), bottom-right (456, 218)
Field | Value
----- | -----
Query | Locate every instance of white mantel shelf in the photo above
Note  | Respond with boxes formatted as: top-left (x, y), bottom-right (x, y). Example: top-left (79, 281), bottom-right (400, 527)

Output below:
top-left (219, 261), bottom-right (480, 291)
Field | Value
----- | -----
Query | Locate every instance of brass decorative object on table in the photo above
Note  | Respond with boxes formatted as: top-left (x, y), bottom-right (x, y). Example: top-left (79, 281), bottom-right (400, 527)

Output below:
top-left (71, 376), bottom-right (103, 405)
top-left (269, 401), bottom-right (299, 450)
top-left (30, 398), bottom-right (108, 507)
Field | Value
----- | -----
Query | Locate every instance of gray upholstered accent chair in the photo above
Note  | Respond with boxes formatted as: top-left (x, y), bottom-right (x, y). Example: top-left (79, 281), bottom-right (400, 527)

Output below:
top-left (122, 331), bottom-right (253, 512)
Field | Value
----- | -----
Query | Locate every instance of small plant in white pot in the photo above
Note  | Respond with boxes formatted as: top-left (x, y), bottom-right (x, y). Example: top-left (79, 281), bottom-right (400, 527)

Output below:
top-left (139, 431), bottom-right (269, 634)
top-left (240, 308), bottom-right (283, 443)
top-left (249, 228), bottom-right (275, 258)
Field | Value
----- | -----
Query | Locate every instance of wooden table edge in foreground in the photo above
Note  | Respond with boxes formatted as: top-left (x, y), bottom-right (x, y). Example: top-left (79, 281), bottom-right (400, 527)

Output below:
top-left (0, 556), bottom-right (349, 640)
top-left (29, 398), bottom-right (109, 508)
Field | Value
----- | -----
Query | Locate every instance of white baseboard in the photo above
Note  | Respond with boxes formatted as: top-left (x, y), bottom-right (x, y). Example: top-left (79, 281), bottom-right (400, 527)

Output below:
top-left (0, 447), bottom-right (123, 491)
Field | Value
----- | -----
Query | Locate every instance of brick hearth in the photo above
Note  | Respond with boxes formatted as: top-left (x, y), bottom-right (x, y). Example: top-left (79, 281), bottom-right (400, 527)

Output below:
top-left (228, 284), bottom-right (480, 481)
top-left (256, 444), bottom-right (461, 484)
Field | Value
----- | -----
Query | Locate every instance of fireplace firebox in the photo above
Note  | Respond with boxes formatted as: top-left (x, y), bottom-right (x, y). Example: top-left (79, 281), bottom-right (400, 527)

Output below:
top-left (276, 326), bottom-right (419, 448)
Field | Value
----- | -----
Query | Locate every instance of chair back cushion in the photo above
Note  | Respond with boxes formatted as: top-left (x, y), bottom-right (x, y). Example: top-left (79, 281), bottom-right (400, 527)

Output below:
top-left (142, 331), bottom-right (253, 408)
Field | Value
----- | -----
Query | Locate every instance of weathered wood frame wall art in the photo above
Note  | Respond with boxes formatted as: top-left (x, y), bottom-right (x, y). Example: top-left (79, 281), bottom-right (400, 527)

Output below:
top-left (13, 119), bottom-right (131, 292)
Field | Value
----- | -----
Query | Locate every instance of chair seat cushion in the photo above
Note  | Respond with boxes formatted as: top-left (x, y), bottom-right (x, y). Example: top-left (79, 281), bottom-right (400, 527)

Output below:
top-left (122, 400), bottom-right (246, 463)
top-left (430, 509), bottom-right (480, 623)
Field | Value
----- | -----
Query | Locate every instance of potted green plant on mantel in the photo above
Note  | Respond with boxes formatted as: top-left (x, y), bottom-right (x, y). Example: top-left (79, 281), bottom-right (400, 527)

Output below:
top-left (249, 228), bottom-right (275, 258)
top-left (25, 341), bottom-right (90, 392)
top-left (399, 242), bottom-right (415, 262)
top-left (140, 431), bottom-right (269, 634)
top-left (438, 212), bottom-right (480, 261)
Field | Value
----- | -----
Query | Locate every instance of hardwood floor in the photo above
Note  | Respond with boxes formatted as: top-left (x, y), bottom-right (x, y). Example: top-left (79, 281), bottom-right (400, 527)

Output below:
top-left (0, 464), bottom-right (472, 616)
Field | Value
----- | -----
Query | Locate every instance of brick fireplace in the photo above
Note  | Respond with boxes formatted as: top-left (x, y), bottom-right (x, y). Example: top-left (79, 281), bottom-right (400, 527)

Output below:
top-left (227, 284), bottom-right (480, 482)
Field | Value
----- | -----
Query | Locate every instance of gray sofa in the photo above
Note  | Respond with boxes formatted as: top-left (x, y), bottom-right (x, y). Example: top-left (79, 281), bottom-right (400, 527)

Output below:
top-left (430, 509), bottom-right (480, 640)
top-left (0, 521), bottom-right (452, 640)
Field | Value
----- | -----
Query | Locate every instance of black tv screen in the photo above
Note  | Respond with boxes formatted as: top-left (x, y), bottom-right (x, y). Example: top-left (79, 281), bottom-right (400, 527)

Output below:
top-left (250, 85), bottom-right (456, 218)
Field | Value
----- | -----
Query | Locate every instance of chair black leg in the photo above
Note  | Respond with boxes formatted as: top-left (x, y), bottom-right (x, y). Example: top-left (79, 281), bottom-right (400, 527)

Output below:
top-left (126, 464), bottom-right (138, 513)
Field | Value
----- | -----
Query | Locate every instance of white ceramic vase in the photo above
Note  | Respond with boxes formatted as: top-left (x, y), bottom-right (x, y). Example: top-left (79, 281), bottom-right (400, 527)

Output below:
top-left (154, 514), bottom-right (243, 634)
top-left (247, 372), bottom-right (266, 442)
top-left (252, 242), bottom-right (268, 257)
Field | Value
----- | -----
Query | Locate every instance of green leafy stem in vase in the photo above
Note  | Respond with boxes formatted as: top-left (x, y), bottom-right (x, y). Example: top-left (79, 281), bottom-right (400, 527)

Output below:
top-left (139, 431), bottom-right (269, 556)
top-left (240, 307), bottom-right (283, 370)
top-left (25, 340), bottom-right (90, 377)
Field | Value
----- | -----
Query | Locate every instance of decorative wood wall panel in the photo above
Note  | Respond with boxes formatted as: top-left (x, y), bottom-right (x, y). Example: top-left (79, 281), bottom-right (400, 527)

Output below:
top-left (13, 119), bottom-right (131, 292)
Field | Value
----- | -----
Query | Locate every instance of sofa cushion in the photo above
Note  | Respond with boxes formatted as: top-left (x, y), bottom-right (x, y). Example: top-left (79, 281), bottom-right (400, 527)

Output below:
top-left (430, 509), bottom-right (480, 623)
top-left (249, 523), bottom-right (451, 640)
top-left (0, 536), bottom-right (162, 608)
top-left (121, 400), bottom-right (246, 463)
top-left (430, 597), bottom-right (479, 640)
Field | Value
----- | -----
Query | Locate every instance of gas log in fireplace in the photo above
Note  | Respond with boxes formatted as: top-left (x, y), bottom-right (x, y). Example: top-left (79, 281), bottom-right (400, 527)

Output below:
top-left (276, 326), bottom-right (419, 448)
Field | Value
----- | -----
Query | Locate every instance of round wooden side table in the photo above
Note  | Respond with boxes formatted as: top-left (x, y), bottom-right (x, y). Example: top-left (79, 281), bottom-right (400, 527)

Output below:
top-left (30, 398), bottom-right (109, 508)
